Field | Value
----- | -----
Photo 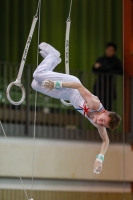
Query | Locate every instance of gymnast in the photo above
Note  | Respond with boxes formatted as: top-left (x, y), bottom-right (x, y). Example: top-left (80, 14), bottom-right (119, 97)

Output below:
top-left (32, 42), bottom-right (121, 175)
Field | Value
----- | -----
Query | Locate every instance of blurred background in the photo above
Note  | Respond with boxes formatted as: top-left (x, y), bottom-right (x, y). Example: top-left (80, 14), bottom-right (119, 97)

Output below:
top-left (0, 0), bottom-right (132, 200)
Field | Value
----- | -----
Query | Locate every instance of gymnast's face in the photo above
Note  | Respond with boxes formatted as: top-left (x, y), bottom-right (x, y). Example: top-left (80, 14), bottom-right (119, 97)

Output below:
top-left (105, 46), bottom-right (116, 57)
top-left (93, 112), bottom-right (110, 128)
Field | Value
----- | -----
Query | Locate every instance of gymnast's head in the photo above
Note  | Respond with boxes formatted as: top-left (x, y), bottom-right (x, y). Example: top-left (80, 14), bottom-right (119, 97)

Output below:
top-left (93, 111), bottom-right (121, 130)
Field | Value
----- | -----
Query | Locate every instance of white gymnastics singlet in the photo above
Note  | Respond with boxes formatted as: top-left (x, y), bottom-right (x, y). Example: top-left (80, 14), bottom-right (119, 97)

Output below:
top-left (70, 89), bottom-right (105, 124)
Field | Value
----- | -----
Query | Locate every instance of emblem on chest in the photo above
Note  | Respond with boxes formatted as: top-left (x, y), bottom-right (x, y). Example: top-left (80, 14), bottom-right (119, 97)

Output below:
top-left (76, 101), bottom-right (90, 116)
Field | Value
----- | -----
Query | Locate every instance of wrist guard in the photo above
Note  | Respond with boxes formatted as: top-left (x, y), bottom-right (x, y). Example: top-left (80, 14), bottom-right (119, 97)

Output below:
top-left (54, 81), bottom-right (62, 89)
top-left (96, 154), bottom-right (104, 163)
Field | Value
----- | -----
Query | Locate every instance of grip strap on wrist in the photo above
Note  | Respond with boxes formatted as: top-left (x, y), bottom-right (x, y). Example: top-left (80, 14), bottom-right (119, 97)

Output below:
top-left (96, 154), bottom-right (104, 163)
top-left (54, 81), bottom-right (62, 89)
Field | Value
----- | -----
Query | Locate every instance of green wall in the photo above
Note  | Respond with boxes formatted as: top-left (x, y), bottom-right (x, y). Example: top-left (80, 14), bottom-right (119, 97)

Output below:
top-left (0, 0), bottom-right (123, 71)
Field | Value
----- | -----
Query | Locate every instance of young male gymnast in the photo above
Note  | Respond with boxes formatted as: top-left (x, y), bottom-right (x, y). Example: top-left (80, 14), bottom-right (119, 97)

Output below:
top-left (32, 42), bottom-right (121, 175)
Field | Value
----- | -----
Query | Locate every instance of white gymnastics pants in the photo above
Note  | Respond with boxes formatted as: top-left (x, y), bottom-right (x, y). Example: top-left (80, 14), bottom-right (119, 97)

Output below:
top-left (31, 50), bottom-right (80, 101)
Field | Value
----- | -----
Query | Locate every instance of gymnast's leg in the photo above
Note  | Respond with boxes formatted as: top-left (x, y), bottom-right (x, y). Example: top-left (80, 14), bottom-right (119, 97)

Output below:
top-left (31, 43), bottom-right (80, 99)
top-left (33, 43), bottom-right (80, 84)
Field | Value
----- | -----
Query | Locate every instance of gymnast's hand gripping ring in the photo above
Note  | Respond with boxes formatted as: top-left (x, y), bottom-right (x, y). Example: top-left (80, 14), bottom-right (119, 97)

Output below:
top-left (6, 15), bottom-right (38, 105)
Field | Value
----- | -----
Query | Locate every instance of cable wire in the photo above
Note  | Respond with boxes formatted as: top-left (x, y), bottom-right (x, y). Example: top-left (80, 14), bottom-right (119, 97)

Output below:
top-left (30, 0), bottom-right (41, 198)
top-left (68, 0), bottom-right (73, 17)
top-left (122, 0), bottom-right (126, 199)
top-left (0, 0), bottom-right (41, 199)
top-left (0, 121), bottom-right (29, 200)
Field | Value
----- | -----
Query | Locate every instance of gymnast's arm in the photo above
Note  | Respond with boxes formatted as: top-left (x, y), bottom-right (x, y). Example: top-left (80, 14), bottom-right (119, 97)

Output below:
top-left (97, 126), bottom-right (110, 155)
top-left (62, 82), bottom-right (100, 110)
top-left (41, 80), bottom-right (100, 110)
top-left (93, 124), bottom-right (109, 174)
